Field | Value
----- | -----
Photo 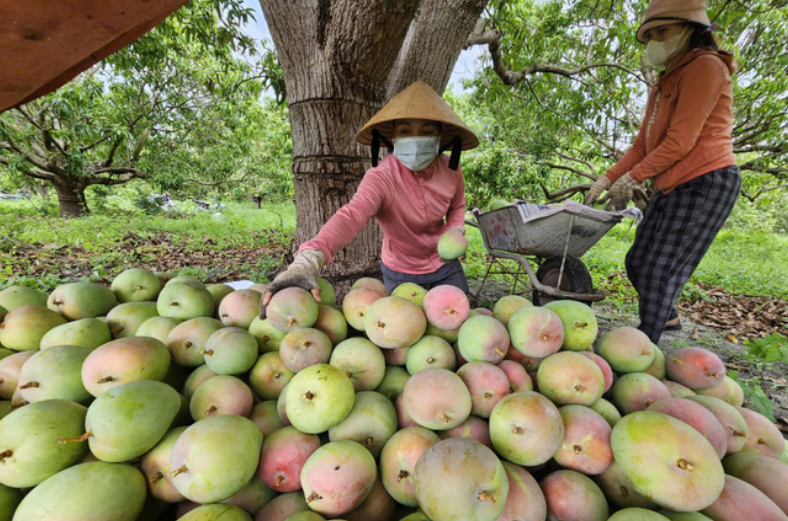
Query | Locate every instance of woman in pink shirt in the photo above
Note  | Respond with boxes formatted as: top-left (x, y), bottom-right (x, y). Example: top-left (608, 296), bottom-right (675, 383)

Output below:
top-left (262, 81), bottom-right (479, 305)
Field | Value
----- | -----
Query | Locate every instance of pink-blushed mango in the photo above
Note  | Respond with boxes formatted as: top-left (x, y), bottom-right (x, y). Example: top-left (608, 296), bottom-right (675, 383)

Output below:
top-left (581, 352), bottom-right (614, 393)
top-left (612, 373), bottom-right (671, 414)
top-left (423, 285), bottom-right (470, 330)
top-left (343, 478), bottom-right (395, 521)
top-left (202, 327), bottom-right (258, 375)
top-left (328, 391), bottom-right (397, 458)
top-left (221, 476), bottom-right (276, 518)
top-left (40, 317), bottom-right (111, 350)
top-left (555, 405), bottom-right (613, 475)
top-left (249, 352), bottom-right (294, 400)
top-left (438, 416), bottom-right (492, 448)
top-left (647, 397), bottom-right (727, 459)
top-left (17, 344), bottom-right (92, 404)
top-left (405, 335), bottom-right (456, 375)
top-left (596, 327), bottom-right (655, 373)
top-left (426, 322), bottom-right (461, 344)
top-left (0, 351), bottom-right (35, 399)
top-left (136, 316), bottom-right (182, 344)
top-left (141, 427), bottom-right (187, 503)
top-left (48, 282), bottom-right (117, 320)
top-left (285, 364), bottom-right (355, 434)
top-left (664, 380), bottom-right (696, 398)
top-left (701, 475), bottom-right (788, 521)
top-left (493, 295), bottom-right (532, 327)
top-left (437, 227), bottom-right (468, 260)
top-left (458, 315), bottom-right (510, 364)
top-left (279, 327), bottom-right (332, 373)
top-left (313, 304), bottom-right (347, 346)
top-left (342, 288), bottom-right (382, 331)
top-left (457, 361), bottom-right (510, 418)
top-left (723, 452), bottom-right (788, 515)
top-left (497, 462), bottom-right (547, 521)
top-left (737, 406), bottom-right (786, 458)
top-left (540, 470), bottom-right (609, 521)
top-left (364, 296), bottom-right (426, 349)
top-left (82, 337), bottom-right (171, 397)
top-left (537, 351), bottom-right (605, 406)
top-left (351, 277), bottom-right (387, 296)
top-left (112, 268), bottom-right (162, 302)
top-left (391, 283), bottom-right (427, 307)
top-left (395, 395), bottom-right (418, 429)
top-left (490, 391), bottom-right (564, 466)
top-left (499, 360), bottom-right (533, 393)
top-left (380, 426), bottom-right (441, 507)
top-left (189, 375), bottom-right (253, 421)
top-left (696, 376), bottom-right (744, 407)
top-left (330, 338), bottom-right (386, 392)
top-left (508, 306), bottom-right (564, 358)
top-left (591, 397), bottom-right (622, 427)
top-left (375, 366), bottom-right (410, 403)
top-left (106, 302), bottom-right (158, 339)
top-left (250, 401), bottom-right (285, 437)
top-left (611, 411), bottom-right (725, 511)
top-left (609, 509), bottom-right (671, 521)
top-left (255, 491), bottom-right (309, 521)
top-left (506, 347), bottom-right (543, 371)
top-left (0, 286), bottom-right (47, 311)
top-left (300, 440), bottom-right (377, 517)
top-left (267, 287), bottom-right (319, 333)
top-left (596, 461), bottom-right (657, 510)
top-left (170, 415), bottom-right (263, 504)
top-left (666, 348), bottom-right (725, 390)
top-left (644, 345), bottom-right (667, 380)
top-left (166, 317), bottom-right (224, 367)
top-left (218, 290), bottom-right (262, 329)
top-left (11, 461), bottom-right (146, 521)
top-left (249, 317), bottom-right (287, 353)
top-left (0, 305), bottom-right (66, 351)
top-left (543, 300), bottom-right (597, 351)
top-left (86, 380), bottom-right (181, 463)
top-left (183, 364), bottom-right (217, 400)
top-left (156, 282), bottom-right (214, 320)
top-left (383, 346), bottom-right (409, 366)
top-left (413, 438), bottom-right (509, 521)
top-left (401, 368), bottom-right (471, 430)
top-left (258, 426), bottom-right (320, 493)
top-left (687, 395), bottom-right (748, 455)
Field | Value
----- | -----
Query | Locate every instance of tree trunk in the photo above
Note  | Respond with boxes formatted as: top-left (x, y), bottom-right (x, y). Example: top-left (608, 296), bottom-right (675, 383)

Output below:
top-left (52, 177), bottom-right (89, 217)
top-left (259, 0), bottom-right (489, 292)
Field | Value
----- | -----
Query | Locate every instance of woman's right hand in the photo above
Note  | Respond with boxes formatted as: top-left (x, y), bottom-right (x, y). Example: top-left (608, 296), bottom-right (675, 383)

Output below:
top-left (261, 249), bottom-right (325, 312)
top-left (584, 176), bottom-right (612, 206)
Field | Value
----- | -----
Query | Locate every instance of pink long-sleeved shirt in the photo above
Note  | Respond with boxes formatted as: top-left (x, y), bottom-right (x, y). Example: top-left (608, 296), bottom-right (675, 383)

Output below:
top-left (299, 154), bottom-right (466, 274)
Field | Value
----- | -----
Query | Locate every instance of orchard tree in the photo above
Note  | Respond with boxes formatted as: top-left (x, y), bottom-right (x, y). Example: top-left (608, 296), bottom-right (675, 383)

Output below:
top-left (0, 0), bottom-right (280, 216)
top-left (258, 0), bottom-right (490, 287)
top-left (464, 0), bottom-right (788, 204)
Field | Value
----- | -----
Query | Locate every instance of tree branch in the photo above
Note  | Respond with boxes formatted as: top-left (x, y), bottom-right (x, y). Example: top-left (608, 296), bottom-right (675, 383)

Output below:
top-left (535, 161), bottom-right (596, 181)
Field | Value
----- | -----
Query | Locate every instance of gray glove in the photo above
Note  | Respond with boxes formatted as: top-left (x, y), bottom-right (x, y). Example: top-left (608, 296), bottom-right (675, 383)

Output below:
top-left (608, 173), bottom-right (643, 210)
top-left (261, 249), bottom-right (325, 311)
top-left (584, 176), bottom-right (612, 206)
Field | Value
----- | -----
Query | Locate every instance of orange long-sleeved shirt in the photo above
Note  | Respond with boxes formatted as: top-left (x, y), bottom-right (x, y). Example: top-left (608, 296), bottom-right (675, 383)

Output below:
top-left (606, 49), bottom-right (738, 193)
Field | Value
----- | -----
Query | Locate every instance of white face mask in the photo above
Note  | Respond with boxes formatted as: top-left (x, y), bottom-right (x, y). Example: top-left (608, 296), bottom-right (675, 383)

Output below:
top-left (392, 136), bottom-right (440, 171)
top-left (646, 27), bottom-right (689, 68)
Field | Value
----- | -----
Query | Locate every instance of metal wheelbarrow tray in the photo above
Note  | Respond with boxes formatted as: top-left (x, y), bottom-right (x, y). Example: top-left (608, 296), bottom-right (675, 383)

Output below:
top-left (469, 201), bottom-right (641, 303)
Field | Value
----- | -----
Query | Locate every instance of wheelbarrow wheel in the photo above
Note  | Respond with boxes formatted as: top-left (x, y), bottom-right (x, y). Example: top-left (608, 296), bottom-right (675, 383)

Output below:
top-left (532, 256), bottom-right (594, 307)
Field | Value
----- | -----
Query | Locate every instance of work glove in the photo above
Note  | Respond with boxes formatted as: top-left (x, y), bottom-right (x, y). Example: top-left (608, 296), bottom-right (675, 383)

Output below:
top-left (608, 173), bottom-right (643, 210)
top-left (584, 176), bottom-right (612, 206)
top-left (261, 249), bottom-right (325, 313)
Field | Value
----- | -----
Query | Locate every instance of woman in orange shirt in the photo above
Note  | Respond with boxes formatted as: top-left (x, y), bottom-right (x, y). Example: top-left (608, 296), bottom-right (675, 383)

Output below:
top-left (585, 0), bottom-right (741, 344)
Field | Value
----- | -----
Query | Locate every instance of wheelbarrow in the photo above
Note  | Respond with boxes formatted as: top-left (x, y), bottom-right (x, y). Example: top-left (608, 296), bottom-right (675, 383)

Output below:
top-left (465, 201), bottom-right (640, 306)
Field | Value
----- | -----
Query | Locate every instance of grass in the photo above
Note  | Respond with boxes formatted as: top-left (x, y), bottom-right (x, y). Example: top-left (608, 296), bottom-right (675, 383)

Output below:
top-left (3, 197), bottom-right (787, 303)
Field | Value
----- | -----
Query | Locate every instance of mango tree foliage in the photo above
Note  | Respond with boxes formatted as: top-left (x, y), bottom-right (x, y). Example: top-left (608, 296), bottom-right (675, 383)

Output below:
top-left (465, 0), bottom-right (788, 204)
top-left (0, 0), bottom-right (285, 216)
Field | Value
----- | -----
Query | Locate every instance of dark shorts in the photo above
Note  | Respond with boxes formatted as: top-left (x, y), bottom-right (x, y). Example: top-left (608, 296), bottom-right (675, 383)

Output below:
top-left (381, 261), bottom-right (470, 295)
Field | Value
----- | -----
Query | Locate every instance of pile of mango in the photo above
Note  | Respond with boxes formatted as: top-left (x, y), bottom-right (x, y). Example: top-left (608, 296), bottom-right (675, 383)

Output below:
top-left (0, 269), bottom-right (785, 521)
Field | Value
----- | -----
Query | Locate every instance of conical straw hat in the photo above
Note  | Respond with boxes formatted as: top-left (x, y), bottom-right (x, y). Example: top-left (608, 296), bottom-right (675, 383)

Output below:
top-left (357, 81), bottom-right (479, 151)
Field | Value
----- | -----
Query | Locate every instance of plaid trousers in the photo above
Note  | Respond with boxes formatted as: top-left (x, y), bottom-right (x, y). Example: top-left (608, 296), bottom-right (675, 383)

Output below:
top-left (626, 166), bottom-right (741, 344)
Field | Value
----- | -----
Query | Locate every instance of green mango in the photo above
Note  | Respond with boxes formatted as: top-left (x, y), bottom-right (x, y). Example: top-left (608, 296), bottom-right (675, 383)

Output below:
top-left (39, 318), bottom-right (111, 351)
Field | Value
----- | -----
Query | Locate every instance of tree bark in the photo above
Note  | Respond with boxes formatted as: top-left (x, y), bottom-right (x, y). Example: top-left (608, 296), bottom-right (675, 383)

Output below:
top-left (52, 177), bottom-right (89, 217)
top-left (259, 0), bottom-right (489, 291)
